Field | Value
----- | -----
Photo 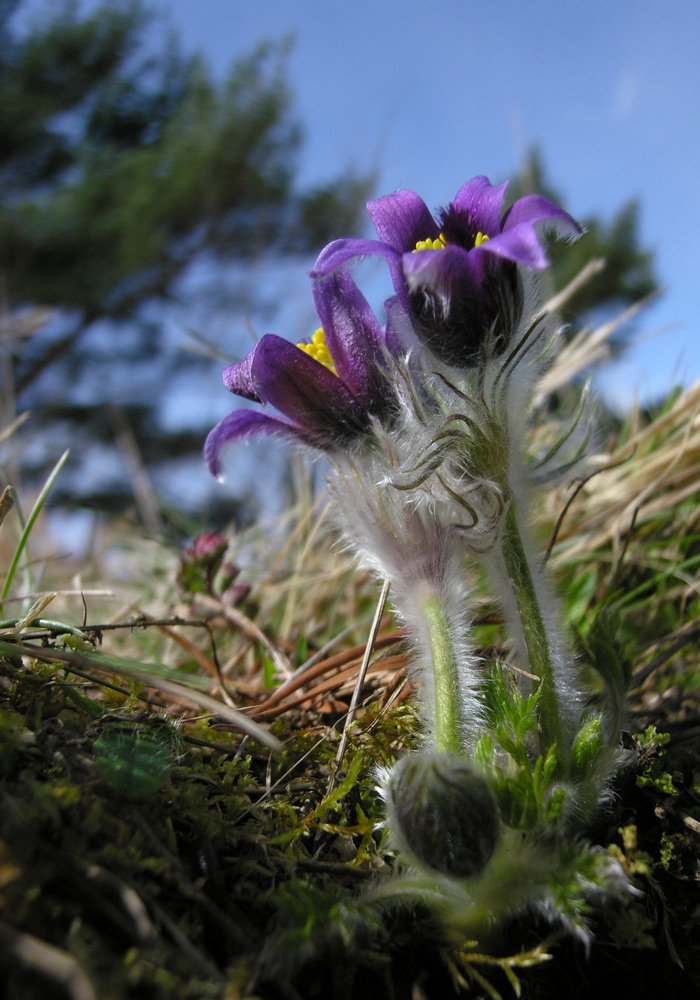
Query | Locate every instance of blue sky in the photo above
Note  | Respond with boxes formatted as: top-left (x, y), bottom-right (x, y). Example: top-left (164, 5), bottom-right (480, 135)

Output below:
top-left (161, 0), bottom-right (700, 409)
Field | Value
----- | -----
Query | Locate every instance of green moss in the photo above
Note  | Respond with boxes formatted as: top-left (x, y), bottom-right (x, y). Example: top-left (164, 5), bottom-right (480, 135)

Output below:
top-left (0, 705), bottom-right (29, 776)
top-left (635, 727), bottom-right (679, 796)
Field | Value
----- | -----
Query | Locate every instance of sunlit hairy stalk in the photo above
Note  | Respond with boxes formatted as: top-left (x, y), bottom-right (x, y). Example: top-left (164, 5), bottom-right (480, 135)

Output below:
top-left (328, 445), bottom-right (485, 754)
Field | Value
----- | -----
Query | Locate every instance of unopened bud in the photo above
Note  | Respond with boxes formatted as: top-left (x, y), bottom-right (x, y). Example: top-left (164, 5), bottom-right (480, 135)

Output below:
top-left (385, 752), bottom-right (500, 878)
top-left (186, 532), bottom-right (228, 564)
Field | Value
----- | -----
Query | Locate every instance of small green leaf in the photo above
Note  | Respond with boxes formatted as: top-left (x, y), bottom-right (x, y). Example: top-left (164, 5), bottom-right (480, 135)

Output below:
top-left (93, 726), bottom-right (178, 799)
top-left (312, 751), bottom-right (365, 820)
top-left (262, 653), bottom-right (277, 688)
top-left (572, 715), bottom-right (605, 778)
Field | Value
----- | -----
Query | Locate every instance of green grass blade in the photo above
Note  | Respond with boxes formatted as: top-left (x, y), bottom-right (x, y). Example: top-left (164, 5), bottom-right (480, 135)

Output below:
top-left (1, 449), bottom-right (70, 601)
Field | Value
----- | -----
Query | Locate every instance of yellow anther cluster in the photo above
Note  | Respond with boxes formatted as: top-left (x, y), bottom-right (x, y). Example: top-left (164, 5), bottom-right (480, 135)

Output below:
top-left (413, 234), bottom-right (447, 252)
top-left (296, 327), bottom-right (338, 376)
top-left (474, 232), bottom-right (490, 247)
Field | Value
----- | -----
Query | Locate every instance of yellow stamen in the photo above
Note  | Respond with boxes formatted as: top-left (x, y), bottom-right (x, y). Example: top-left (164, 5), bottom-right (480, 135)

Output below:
top-left (413, 234), bottom-right (447, 252)
top-left (474, 232), bottom-right (490, 247)
top-left (296, 327), bottom-right (338, 376)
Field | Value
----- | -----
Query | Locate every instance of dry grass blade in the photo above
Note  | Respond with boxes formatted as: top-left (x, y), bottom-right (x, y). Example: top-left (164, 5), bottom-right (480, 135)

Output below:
top-left (0, 922), bottom-right (96, 1000)
top-left (250, 628), bottom-right (407, 714)
top-left (0, 485), bottom-right (13, 530)
top-left (195, 592), bottom-right (294, 679)
top-left (535, 286), bottom-right (663, 405)
top-left (0, 638), bottom-right (282, 749)
top-left (542, 257), bottom-right (606, 315)
top-left (129, 676), bottom-right (281, 750)
top-left (332, 577), bottom-right (391, 778)
top-left (249, 654), bottom-right (409, 719)
top-left (0, 412), bottom-right (30, 447)
top-left (549, 379), bottom-right (700, 559)
top-left (110, 404), bottom-right (163, 534)
top-left (0, 593), bottom-right (56, 634)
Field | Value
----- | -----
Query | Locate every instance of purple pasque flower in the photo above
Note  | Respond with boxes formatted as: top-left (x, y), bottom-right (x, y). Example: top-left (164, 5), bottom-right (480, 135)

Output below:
top-left (205, 268), bottom-right (393, 477)
top-left (313, 176), bottom-right (582, 367)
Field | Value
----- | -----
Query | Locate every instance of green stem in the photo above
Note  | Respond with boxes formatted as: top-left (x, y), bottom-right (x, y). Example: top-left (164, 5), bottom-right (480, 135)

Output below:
top-left (500, 501), bottom-right (563, 756)
top-left (421, 592), bottom-right (462, 754)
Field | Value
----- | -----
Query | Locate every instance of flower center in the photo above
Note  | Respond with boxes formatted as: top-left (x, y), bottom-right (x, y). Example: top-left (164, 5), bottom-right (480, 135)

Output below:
top-left (296, 327), bottom-right (338, 376)
top-left (413, 232), bottom-right (490, 253)
top-left (413, 234), bottom-right (447, 252)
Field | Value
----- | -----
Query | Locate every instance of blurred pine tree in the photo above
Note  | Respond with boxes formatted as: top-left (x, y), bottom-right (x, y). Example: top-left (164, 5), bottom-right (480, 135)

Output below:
top-left (0, 0), bottom-right (371, 525)
top-left (507, 147), bottom-right (657, 322)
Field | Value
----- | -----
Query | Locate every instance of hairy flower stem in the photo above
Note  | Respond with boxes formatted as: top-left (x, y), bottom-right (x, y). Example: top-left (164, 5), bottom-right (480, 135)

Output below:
top-left (421, 593), bottom-right (463, 753)
top-left (500, 500), bottom-right (564, 760)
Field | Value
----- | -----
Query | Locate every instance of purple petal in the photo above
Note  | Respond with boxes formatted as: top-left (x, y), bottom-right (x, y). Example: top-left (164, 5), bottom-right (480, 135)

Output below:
top-left (451, 177), bottom-right (509, 237)
top-left (367, 189), bottom-right (440, 251)
top-left (501, 194), bottom-right (583, 238)
top-left (312, 237), bottom-right (410, 313)
top-left (312, 237), bottom-right (401, 277)
top-left (312, 269), bottom-right (386, 405)
top-left (478, 225), bottom-right (551, 270)
top-left (402, 243), bottom-right (488, 296)
top-left (250, 334), bottom-right (370, 439)
top-left (222, 345), bottom-right (263, 403)
top-left (205, 409), bottom-right (316, 478)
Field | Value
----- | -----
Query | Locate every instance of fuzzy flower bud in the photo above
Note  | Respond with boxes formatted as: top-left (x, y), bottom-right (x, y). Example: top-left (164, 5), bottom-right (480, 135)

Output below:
top-left (186, 531), bottom-right (228, 564)
top-left (383, 752), bottom-right (500, 878)
top-left (178, 532), bottom-right (229, 596)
